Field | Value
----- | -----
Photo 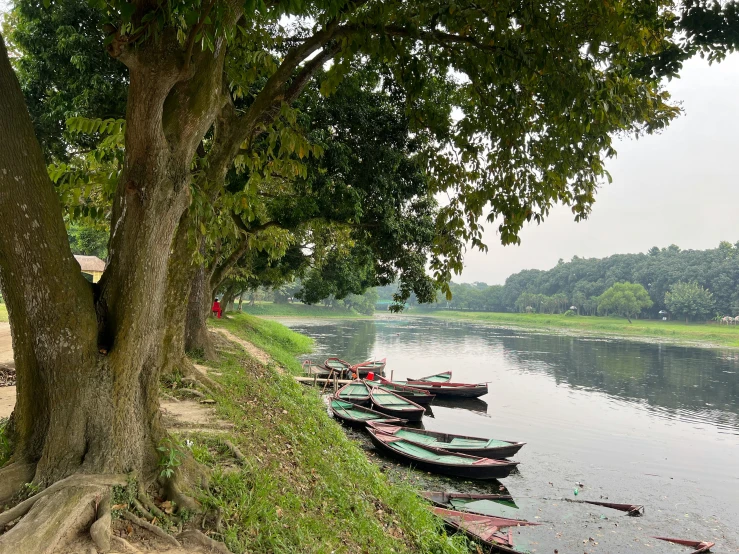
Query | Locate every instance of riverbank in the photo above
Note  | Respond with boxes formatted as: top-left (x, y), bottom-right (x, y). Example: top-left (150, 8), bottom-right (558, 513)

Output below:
top-left (239, 302), bottom-right (372, 318)
top-left (190, 313), bottom-right (467, 553)
top-left (421, 310), bottom-right (739, 348)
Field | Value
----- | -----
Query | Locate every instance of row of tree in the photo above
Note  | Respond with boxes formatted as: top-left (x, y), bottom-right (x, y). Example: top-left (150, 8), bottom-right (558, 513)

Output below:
top-left (378, 242), bottom-right (735, 321)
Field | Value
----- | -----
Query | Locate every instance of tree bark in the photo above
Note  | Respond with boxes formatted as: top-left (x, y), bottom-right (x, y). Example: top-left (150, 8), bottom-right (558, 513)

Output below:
top-left (0, 28), bottom-right (228, 486)
top-left (184, 260), bottom-right (213, 357)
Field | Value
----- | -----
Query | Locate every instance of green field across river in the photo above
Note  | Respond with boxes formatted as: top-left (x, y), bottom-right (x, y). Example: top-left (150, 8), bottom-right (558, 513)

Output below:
top-left (420, 310), bottom-right (739, 348)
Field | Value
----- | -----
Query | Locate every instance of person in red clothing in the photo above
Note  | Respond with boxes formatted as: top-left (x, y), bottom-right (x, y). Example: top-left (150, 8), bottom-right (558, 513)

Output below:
top-left (211, 298), bottom-right (222, 319)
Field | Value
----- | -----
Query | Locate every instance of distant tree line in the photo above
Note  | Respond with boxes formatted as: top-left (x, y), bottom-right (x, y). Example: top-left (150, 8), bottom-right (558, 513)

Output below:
top-left (376, 241), bottom-right (739, 321)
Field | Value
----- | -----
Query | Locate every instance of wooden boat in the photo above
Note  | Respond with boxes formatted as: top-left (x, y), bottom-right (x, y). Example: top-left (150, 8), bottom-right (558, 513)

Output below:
top-left (432, 506), bottom-right (539, 529)
top-left (421, 491), bottom-right (516, 512)
top-left (323, 357), bottom-right (352, 376)
top-left (654, 537), bottom-right (715, 554)
top-left (369, 388), bottom-right (425, 422)
top-left (431, 507), bottom-right (524, 553)
top-left (398, 380), bottom-right (488, 398)
top-left (406, 371), bottom-right (452, 383)
top-left (368, 422), bottom-right (524, 458)
top-left (365, 377), bottom-right (435, 405)
top-left (351, 358), bottom-right (386, 376)
top-left (334, 380), bottom-right (371, 405)
top-left (367, 428), bottom-right (519, 479)
top-left (568, 499), bottom-right (644, 516)
top-left (330, 400), bottom-right (406, 428)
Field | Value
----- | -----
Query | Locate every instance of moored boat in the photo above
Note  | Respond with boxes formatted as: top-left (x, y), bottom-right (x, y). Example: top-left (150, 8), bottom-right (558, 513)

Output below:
top-left (335, 380), bottom-right (371, 405)
top-left (397, 380), bottom-right (488, 398)
top-left (406, 371), bottom-right (452, 383)
top-left (367, 422), bottom-right (524, 458)
top-left (351, 358), bottom-right (387, 376)
top-left (330, 400), bottom-right (406, 428)
top-left (367, 428), bottom-right (519, 479)
top-left (323, 357), bottom-right (352, 377)
top-left (431, 507), bottom-right (536, 553)
top-left (365, 377), bottom-right (435, 405)
top-left (421, 491), bottom-right (519, 516)
top-left (369, 388), bottom-right (425, 422)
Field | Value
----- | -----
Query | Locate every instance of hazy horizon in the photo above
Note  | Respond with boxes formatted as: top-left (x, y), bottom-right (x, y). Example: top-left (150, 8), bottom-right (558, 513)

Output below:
top-left (459, 53), bottom-right (739, 285)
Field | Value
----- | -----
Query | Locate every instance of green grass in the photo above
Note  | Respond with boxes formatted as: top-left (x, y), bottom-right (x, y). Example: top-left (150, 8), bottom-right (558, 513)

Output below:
top-left (178, 315), bottom-right (469, 553)
top-left (239, 302), bottom-right (370, 318)
top-left (0, 418), bottom-right (10, 467)
top-left (424, 311), bottom-right (739, 348)
top-left (211, 312), bottom-right (314, 374)
top-left (0, 304), bottom-right (7, 323)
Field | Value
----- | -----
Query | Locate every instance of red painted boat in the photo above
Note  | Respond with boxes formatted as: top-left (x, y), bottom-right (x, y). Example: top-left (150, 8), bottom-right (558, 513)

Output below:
top-left (654, 537), bottom-right (715, 554)
top-left (569, 499), bottom-right (643, 516)
top-left (350, 358), bottom-right (386, 376)
top-left (398, 380), bottom-right (488, 398)
top-left (431, 507), bottom-right (527, 553)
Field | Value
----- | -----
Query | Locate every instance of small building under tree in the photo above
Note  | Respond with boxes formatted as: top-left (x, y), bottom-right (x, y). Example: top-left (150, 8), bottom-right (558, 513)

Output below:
top-left (74, 255), bottom-right (105, 283)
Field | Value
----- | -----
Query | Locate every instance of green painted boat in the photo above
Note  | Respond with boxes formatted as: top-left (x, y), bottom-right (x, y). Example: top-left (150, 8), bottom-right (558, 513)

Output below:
top-left (335, 380), bottom-right (371, 405)
top-left (330, 400), bottom-right (405, 428)
top-left (364, 378), bottom-right (435, 405)
top-left (421, 491), bottom-right (520, 517)
top-left (369, 388), bottom-right (425, 422)
top-left (368, 429), bottom-right (519, 479)
top-left (406, 371), bottom-right (452, 383)
top-left (367, 422), bottom-right (524, 458)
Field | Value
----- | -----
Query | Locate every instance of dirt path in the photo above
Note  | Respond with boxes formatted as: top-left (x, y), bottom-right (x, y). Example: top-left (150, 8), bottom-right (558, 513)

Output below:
top-left (0, 323), bottom-right (15, 419)
top-left (213, 328), bottom-right (275, 368)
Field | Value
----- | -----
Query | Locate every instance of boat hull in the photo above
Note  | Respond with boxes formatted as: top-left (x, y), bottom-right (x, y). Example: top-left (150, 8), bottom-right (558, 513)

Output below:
top-left (330, 401), bottom-right (406, 429)
top-left (401, 382), bottom-right (488, 398)
top-left (370, 389), bottom-right (425, 422)
top-left (367, 422), bottom-right (524, 458)
top-left (368, 429), bottom-right (518, 479)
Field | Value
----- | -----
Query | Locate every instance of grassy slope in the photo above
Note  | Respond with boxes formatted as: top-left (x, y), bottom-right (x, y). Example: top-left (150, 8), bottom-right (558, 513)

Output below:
top-left (183, 313), bottom-right (467, 554)
top-left (423, 311), bottom-right (739, 348)
top-left (239, 302), bottom-right (370, 318)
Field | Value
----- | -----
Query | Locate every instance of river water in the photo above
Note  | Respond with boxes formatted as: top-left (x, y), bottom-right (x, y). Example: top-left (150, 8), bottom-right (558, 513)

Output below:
top-left (281, 315), bottom-right (739, 553)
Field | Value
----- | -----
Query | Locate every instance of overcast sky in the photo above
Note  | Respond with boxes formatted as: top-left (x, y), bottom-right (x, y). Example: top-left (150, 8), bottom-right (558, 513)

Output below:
top-left (461, 53), bottom-right (739, 284)
top-left (2, 2), bottom-right (737, 285)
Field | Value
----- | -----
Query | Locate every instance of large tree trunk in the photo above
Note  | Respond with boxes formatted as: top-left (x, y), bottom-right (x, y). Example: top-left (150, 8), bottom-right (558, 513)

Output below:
top-left (0, 33), bottom-right (100, 483)
top-left (184, 260), bottom-right (213, 357)
top-left (0, 28), bottom-right (227, 489)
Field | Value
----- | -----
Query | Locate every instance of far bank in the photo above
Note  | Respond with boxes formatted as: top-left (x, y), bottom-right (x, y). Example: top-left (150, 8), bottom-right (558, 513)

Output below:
top-left (417, 310), bottom-right (739, 349)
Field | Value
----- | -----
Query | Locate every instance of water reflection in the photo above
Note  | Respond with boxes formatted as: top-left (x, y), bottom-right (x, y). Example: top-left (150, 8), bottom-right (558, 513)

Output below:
top-left (286, 316), bottom-right (739, 433)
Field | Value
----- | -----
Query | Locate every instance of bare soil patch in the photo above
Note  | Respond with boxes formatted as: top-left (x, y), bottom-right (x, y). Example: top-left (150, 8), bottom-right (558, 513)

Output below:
top-left (213, 328), bottom-right (273, 367)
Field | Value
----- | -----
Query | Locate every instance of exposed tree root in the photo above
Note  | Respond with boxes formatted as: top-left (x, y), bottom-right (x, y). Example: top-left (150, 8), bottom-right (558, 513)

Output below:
top-left (0, 476), bottom-right (124, 553)
top-left (90, 490), bottom-right (111, 553)
top-left (110, 536), bottom-right (143, 554)
top-left (178, 529), bottom-right (231, 554)
top-left (137, 484), bottom-right (167, 521)
top-left (0, 473), bottom-right (126, 528)
top-left (181, 359), bottom-right (223, 394)
top-left (222, 440), bottom-right (246, 465)
top-left (164, 480), bottom-right (200, 513)
top-left (0, 462), bottom-right (35, 506)
top-left (131, 498), bottom-right (154, 521)
top-left (179, 388), bottom-right (205, 398)
top-left (121, 510), bottom-right (181, 548)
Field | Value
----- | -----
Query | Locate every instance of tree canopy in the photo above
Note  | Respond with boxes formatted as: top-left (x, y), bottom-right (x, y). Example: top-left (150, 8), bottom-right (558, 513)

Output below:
top-left (596, 282), bottom-right (653, 322)
top-left (665, 281), bottom-right (716, 322)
